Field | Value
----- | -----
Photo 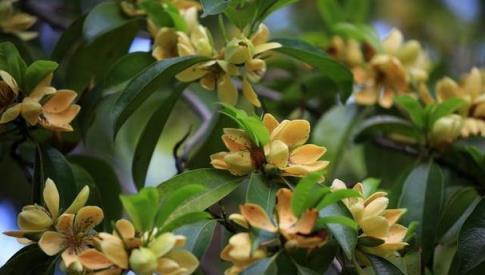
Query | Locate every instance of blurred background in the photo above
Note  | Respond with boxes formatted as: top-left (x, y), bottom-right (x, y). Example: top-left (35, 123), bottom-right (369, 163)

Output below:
top-left (1, 0), bottom-right (484, 265)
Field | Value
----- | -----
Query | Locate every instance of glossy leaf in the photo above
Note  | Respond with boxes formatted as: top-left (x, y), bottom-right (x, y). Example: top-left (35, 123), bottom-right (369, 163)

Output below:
top-left (368, 255), bottom-right (405, 275)
top-left (0, 244), bottom-right (56, 275)
top-left (0, 41), bottom-right (27, 86)
top-left (156, 184), bottom-right (206, 226)
top-left (132, 83), bottom-right (189, 189)
top-left (394, 95), bottom-right (425, 129)
top-left (316, 189), bottom-right (360, 210)
top-left (428, 98), bottom-right (468, 127)
top-left (159, 211), bottom-right (212, 233)
top-left (316, 215), bottom-right (358, 230)
top-left (120, 187), bottom-right (159, 232)
top-left (272, 38), bottom-right (353, 101)
top-left (244, 173), bottom-right (277, 215)
top-left (242, 254), bottom-right (278, 275)
top-left (398, 161), bottom-right (444, 262)
top-left (361, 178), bottom-right (381, 199)
top-left (319, 202), bottom-right (357, 259)
top-left (200, 0), bottom-right (229, 16)
top-left (292, 173), bottom-right (325, 217)
top-left (355, 115), bottom-right (421, 143)
top-left (221, 104), bottom-right (270, 146)
top-left (112, 55), bottom-right (209, 136)
top-left (175, 220), bottom-right (217, 258)
top-left (24, 60), bottom-right (58, 93)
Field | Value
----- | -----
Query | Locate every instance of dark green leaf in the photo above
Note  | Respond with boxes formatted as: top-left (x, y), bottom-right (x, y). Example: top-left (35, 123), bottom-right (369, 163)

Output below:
top-left (368, 254), bottom-right (405, 275)
top-left (358, 236), bottom-right (385, 247)
top-left (157, 168), bottom-right (243, 217)
top-left (286, 242), bottom-right (338, 274)
top-left (200, 0), bottom-right (229, 16)
top-left (83, 1), bottom-right (140, 42)
top-left (0, 41), bottom-right (27, 86)
top-left (132, 83), bottom-right (188, 189)
top-left (0, 244), bottom-right (56, 275)
top-left (221, 104), bottom-right (270, 146)
top-left (244, 173), bottom-right (277, 215)
top-left (68, 155), bottom-right (123, 228)
top-left (120, 187), bottom-right (159, 232)
top-left (394, 95), bottom-right (425, 129)
top-left (355, 115), bottom-right (421, 143)
top-left (450, 199), bottom-right (485, 274)
top-left (272, 38), bottom-right (353, 101)
top-left (164, 2), bottom-right (188, 31)
top-left (175, 220), bottom-right (217, 258)
top-left (428, 98), bottom-right (468, 127)
top-left (317, 215), bottom-right (358, 230)
top-left (112, 56), bottom-right (209, 136)
top-left (24, 60), bottom-right (58, 93)
top-left (156, 184), bottom-right (206, 226)
top-left (398, 161), bottom-right (444, 262)
top-left (139, 0), bottom-right (173, 29)
top-left (316, 189), bottom-right (360, 210)
top-left (242, 254), bottom-right (278, 275)
top-left (292, 173), bottom-right (326, 217)
top-left (361, 178), bottom-right (381, 199)
top-left (319, 203), bottom-right (357, 259)
top-left (316, 0), bottom-right (342, 26)
top-left (51, 16), bottom-right (85, 61)
top-left (159, 211), bottom-right (212, 232)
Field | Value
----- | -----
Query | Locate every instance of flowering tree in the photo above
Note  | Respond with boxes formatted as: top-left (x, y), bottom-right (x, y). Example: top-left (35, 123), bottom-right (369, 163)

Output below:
top-left (0, 0), bottom-right (484, 274)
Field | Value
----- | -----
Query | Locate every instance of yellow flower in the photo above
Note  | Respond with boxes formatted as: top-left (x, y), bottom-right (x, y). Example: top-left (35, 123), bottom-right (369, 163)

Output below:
top-left (355, 29), bottom-right (429, 108)
top-left (220, 232), bottom-right (267, 275)
top-left (4, 178), bottom-right (89, 240)
top-left (0, 70), bottom-right (19, 113)
top-left (327, 36), bottom-right (365, 67)
top-left (429, 114), bottom-right (464, 147)
top-left (331, 179), bottom-right (408, 258)
top-left (38, 206), bottom-right (104, 271)
top-left (0, 0), bottom-right (37, 40)
top-left (0, 72), bottom-right (80, 131)
top-left (263, 114), bottom-right (329, 177)
top-left (129, 232), bottom-right (199, 275)
top-left (210, 114), bottom-right (328, 177)
top-left (235, 188), bottom-right (327, 250)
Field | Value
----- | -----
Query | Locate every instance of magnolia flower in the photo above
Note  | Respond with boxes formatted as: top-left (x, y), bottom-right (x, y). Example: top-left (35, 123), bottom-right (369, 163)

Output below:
top-left (0, 0), bottom-right (37, 40)
top-left (429, 114), bottom-right (464, 147)
top-left (210, 114), bottom-right (329, 177)
top-left (420, 68), bottom-right (485, 137)
top-left (327, 36), bottom-right (365, 68)
top-left (331, 179), bottom-right (408, 258)
top-left (38, 206), bottom-right (104, 271)
top-left (355, 29), bottom-right (429, 108)
top-left (4, 178), bottom-right (89, 240)
top-left (0, 72), bottom-right (80, 131)
top-left (129, 232), bottom-right (198, 275)
top-left (232, 188), bottom-right (327, 250)
top-left (220, 233), bottom-right (267, 275)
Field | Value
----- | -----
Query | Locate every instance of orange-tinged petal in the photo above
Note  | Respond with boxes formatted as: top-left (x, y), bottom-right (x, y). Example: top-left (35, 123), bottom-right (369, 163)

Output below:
top-left (222, 128), bottom-right (252, 151)
top-left (436, 77), bottom-right (462, 102)
top-left (288, 209), bottom-right (317, 235)
top-left (289, 144), bottom-right (326, 164)
top-left (74, 206), bottom-right (104, 233)
top-left (276, 188), bottom-right (297, 229)
top-left (97, 233), bottom-right (129, 269)
top-left (355, 87), bottom-right (378, 105)
top-left (263, 113), bottom-right (279, 134)
top-left (282, 161), bottom-right (329, 177)
top-left (164, 249), bottom-right (199, 274)
top-left (383, 209), bottom-right (406, 226)
top-left (55, 214), bottom-right (74, 235)
top-left (43, 90), bottom-right (77, 113)
top-left (78, 248), bottom-right (113, 270)
top-left (210, 152), bottom-right (229, 170)
top-left (115, 219), bottom-right (135, 240)
top-left (39, 231), bottom-right (66, 256)
top-left (240, 204), bottom-right (277, 232)
top-left (43, 178), bottom-right (59, 218)
top-left (62, 248), bottom-right (82, 270)
top-left (387, 224), bottom-right (407, 243)
top-left (41, 104), bottom-right (80, 131)
top-left (20, 98), bottom-right (42, 125)
top-left (360, 216), bottom-right (389, 239)
top-left (271, 119), bottom-right (310, 147)
top-left (418, 83), bottom-right (435, 104)
top-left (363, 197), bottom-right (388, 218)
top-left (379, 88), bottom-right (394, 109)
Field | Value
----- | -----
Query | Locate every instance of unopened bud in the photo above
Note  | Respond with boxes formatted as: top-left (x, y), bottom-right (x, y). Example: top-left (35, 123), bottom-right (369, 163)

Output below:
top-left (129, 247), bottom-right (157, 274)
top-left (224, 37), bottom-right (254, 65)
top-left (191, 26), bottom-right (213, 57)
top-left (430, 114), bottom-right (464, 146)
top-left (397, 40), bottom-right (421, 65)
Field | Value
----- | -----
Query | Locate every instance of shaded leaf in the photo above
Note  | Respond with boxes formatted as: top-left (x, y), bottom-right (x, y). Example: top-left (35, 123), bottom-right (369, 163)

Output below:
top-left (0, 41), bottom-right (27, 86)
top-left (368, 254), bottom-right (405, 275)
top-left (201, 0), bottom-right (229, 16)
top-left (156, 184), bottom-right (206, 226)
top-left (0, 244), bottom-right (56, 275)
top-left (292, 173), bottom-right (326, 217)
top-left (24, 60), bottom-right (58, 93)
top-left (244, 173), bottom-right (277, 215)
top-left (175, 220), bottom-right (217, 258)
top-left (319, 202), bottom-right (357, 259)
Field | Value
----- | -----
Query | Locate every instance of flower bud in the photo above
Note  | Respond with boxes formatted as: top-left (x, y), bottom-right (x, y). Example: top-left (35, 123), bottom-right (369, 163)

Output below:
top-left (0, 81), bottom-right (16, 110)
top-left (191, 25), bottom-right (213, 57)
top-left (129, 247), bottom-right (158, 274)
top-left (224, 37), bottom-right (254, 65)
top-left (396, 40), bottom-right (421, 65)
top-left (430, 114), bottom-right (464, 146)
top-left (17, 205), bottom-right (52, 231)
top-left (223, 151), bottom-right (254, 176)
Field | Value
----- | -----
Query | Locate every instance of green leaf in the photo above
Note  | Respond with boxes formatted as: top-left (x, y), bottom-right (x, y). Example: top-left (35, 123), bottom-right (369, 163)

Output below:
top-left (156, 184), bottom-right (206, 226)
top-left (398, 161), bottom-right (444, 262)
top-left (355, 115), bottom-right (421, 143)
top-left (332, 22), bottom-right (381, 51)
top-left (244, 173), bottom-right (277, 215)
top-left (175, 220), bottom-right (217, 258)
top-left (103, 52), bottom-right (156, 93)
top-left (200, 0), bottom-right (229, 16)
top-left (112, 55), bottom-right (209, 136)
top-left (157, 168), bottom-right (243, 217)
top-left (132, 83), bottom-right (189, 189)
top-left (242, 254), bottom-right (278, 275)
top-left (24, 60), bottom-right (58, 93)
top-left (368, 255), bottom-right (405, 275)
top-left (428, 98), bottom-right (467, 127)
top-left (68, 155), bottom-right (123, 229)
top-left (292, 173), bottom-right (326, 217)
top-left (316, 189), bottom-right (360, 210)
top-left (0, 41), bottom-right (27, 86)
top-left (316, 215), bottom-right (358, 230)
top-left (312, 104), bottom-right (363, 178)
top-left (51, 16), bottom-right (85, 61)
top-left (272, 38), bottom-right (353, 101)
top-left (449, 199), bottom-right (485, 274)
top-left (319, 202), bottom-right (357, 259)
top-left (394, 95), bottom-right (426, 129)
top-left (285, 242), bottom-right (338, 274)
top-left (361, 178), bottom-right (381, 199)
top-left (316, 0), bottom-right (342, 26)
top-left (164, 2), bottom-right (189, 32)
top-left (159, 211), bottom-right (212, 232)
top-left (358, 236), bottom-right (385, 247)
top-left (120, 187), bottom-right (159, 232)
top-left (221, 104), bottom-right (270, 146)
top-left (139, 0), bottom-right (172, 29)
top-left (0, 244), bottom-right (56, 275)
top-left (83, 1), bottom-right (140, 42)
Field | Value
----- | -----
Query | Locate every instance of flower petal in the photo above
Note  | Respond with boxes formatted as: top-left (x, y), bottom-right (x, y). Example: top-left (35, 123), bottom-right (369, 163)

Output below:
top-left (38, 231), bottom-right (66, 256)
top-left (97, 232), bottom-right (129, 269)
top-left (41, 104), bottom-right (80, 132)
top-left (382, 29), bottom-right (403, 55)
top-left (265, 140), bottom-right (289, 168)
top-left (20, 98), bottom-right (42, 125)
top-left (149, 232), bottom-right (177, 257)
top-left (276, 188), bottom-right (297, 229)
top-left (271, 119), bottom-right (310, 147)
top-left (383, 209), bottom-right (406, 226)
top-left (42, 90), bottom-right (77, 113)
top-left (74, 206), bottom-right (104, 233)
top-left (289, 144), bottom-right (326, 164)
top-left (222, 128), bottom-right (252, 152)
top-left (176, 65), bottom-right (207, 82)
top-left (281, 161), bottom-right (329, 177)
top-left (65, 185), bottom-right (90, 214)
top-left (43, 178), bottom-right (59, 218)
top-left (288, 209), bottom-right (317, 235)
top-left (240, 204), bottom-right (277, 232)
top-left (0, 70), bottom-right (18, 93)
top-left (223, 151), bottom-right (254, 176)
top-left (78, 248), bottom-right (113, 270)
top-left (18, 206), bottom-right (53, 232)
top-left (360, 216), bottom-right (389, 239)
top-left (464, 67), bottom-right (481, 99)
top-left (55, 213), bottom-right (74, 235)
top-left (217, 74), bottom-right (238, 106)
top-left (263, 113), bottom-right (279, 134)
top-left (242, 79), bottom-right (261, 107)
top-left (165, 249), bottom-right (199, 274)
top-left (362, 197), bottom-right (388, 218)
top-left (0, 103), bottom-right (21, 124)
top-left (436, 77), bottom-right (461, 102)
top-left (253, 42), bottom-right (281, 56)
top-left (210, 152), bottom-right (229, 170)
top-left (115, 219), bottom-right (135, 239)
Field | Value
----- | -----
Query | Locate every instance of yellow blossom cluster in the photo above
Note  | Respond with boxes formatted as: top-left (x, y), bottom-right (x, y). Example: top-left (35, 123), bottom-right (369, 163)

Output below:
top-left (331, 179), bottom-right (408, 259)
top-left (210, 113), bottom-right (329, 177)
top-left (221, 188), bottom-right (327, 274)
top-left (0, 0), bottom-right (37, 40)
top-left (0, 70), bottom-right (80, 132)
